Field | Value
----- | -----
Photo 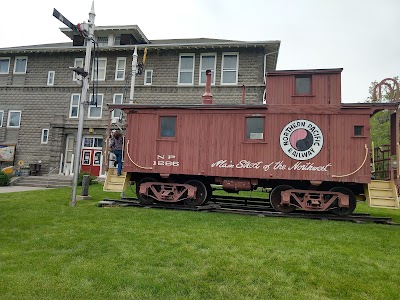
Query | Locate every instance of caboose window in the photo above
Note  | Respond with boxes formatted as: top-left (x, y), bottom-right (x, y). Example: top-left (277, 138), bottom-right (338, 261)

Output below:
top-left (295, 75), bottom-right (311, 95)
top-left (354, 126), bottom-right (364, 136)
top-left (160, 116), bottom-right (176, 137)
top-left (246, 117), bottom-right (264, 140)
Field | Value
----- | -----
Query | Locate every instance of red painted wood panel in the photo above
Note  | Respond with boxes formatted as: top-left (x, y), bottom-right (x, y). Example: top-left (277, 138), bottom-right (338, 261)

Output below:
top-left (266, 73), bottom-right (342, 106)
top-left (125, 107), bottom-right (372, 184)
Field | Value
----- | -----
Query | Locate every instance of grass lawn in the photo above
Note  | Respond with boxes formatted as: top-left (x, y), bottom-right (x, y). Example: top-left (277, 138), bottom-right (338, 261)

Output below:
top-left (1, 184), bottom-right (400, 300)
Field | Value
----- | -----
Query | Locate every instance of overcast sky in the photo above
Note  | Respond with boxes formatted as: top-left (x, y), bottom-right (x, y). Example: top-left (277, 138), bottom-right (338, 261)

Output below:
top-left (1, 0), bottom-right (399, 103)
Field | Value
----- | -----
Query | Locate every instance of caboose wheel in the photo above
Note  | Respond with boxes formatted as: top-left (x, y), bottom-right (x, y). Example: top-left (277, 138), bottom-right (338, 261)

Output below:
top-left (136, 177), bottom-right (158, 205)
top-left (184, 180), bottom-right (207, 207)
top-left (270, 185), bottom-right (296, 213)
top-left (203, 183), bottom-right (213, 205)
top-left (329, 187), bottom-right (356, 216)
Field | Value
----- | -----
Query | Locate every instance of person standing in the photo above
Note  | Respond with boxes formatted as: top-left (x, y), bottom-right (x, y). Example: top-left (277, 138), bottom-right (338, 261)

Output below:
top-left (110, 130), bottom-right (124, 176)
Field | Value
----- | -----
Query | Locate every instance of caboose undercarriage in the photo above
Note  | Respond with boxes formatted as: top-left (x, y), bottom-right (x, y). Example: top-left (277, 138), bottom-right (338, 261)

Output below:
top-left (137, 178), bottom-right (208, 207)
top-left (270, 186), bottom-right (355, 216)
top-left (133, 173), bottom-right (360, 216)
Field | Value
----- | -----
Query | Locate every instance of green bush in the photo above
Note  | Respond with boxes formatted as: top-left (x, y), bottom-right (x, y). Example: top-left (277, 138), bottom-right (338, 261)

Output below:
top-left (77, 172), bottom-right (97, 186)
top-left (0, 171), bottom-right (10, 186)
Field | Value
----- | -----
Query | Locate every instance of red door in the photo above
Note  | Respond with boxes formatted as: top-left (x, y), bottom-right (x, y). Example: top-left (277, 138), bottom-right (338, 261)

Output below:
top-left (80, 136), bottom-right (103, 176)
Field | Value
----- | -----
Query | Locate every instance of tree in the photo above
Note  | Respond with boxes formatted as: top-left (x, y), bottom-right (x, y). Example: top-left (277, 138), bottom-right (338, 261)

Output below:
top-left (367, 76), bottom-right (399, 147)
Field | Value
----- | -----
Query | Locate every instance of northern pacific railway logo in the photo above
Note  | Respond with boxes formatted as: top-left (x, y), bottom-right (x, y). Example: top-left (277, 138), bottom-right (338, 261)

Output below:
top-left (280, 119), bottom-right (324, 161)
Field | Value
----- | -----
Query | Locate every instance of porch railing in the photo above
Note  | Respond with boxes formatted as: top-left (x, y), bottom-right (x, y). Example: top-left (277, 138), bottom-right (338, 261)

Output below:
top-left (371, 144), bottom-right (395, 180)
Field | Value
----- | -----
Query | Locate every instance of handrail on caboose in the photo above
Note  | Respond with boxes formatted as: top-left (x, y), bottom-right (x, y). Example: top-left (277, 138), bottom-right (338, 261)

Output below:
top-left (104, 110), bottom-right (112, 172)
top-left (104, 109), bottom-right (125, 173)
top-left (371, 141), bottom-right (375, 173)
top-left (332, 144), bottom-right (369, 178)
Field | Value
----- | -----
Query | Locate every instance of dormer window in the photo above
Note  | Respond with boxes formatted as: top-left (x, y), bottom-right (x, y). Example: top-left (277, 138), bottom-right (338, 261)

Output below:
top-left (295, 75), bottom-right (311, 95)
top-left (96, 37), bottom-right (108, 47)
top-left (114, 35), bottom-right (121, 46)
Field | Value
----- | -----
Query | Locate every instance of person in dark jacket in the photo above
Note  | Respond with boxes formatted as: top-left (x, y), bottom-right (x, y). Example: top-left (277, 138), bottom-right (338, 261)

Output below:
top-left (110, 130), bottom-right (124, 175)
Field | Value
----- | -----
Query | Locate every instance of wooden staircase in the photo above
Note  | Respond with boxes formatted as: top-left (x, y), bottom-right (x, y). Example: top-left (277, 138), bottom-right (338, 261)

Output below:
top-left (365, 180), bottom-right (399, 209)
top-left (103, 167), bottom-right (130, 193)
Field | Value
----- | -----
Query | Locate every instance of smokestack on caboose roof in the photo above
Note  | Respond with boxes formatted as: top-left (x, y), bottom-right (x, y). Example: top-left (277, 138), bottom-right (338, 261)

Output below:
top-left (202, 69), bottom-right (214, 104)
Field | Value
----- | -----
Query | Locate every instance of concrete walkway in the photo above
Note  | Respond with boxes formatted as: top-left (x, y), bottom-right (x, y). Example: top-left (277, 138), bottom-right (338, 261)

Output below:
top-left (0, 186), bottom-right (50, 193)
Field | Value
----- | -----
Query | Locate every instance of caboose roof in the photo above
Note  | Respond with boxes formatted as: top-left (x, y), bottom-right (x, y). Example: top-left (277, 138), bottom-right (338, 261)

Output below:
top-left (109, 104), bottom-right (268, 110)
top-left (266, 68), bottom-right (343, 76)
top-left (109, 101), bottom-right (399, 116)
top-left (342, 102), bottom-right (399, 115)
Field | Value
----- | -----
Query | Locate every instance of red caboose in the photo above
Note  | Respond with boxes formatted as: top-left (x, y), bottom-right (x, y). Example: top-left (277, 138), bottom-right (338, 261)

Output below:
top-left (109, 68), bottom-right (399, 215)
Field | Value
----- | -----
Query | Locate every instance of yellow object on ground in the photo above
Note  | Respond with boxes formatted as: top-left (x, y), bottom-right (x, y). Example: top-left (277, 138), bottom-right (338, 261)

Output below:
top-left (103, 167), bottom-right (129, 193)
top-left (365, 180), bottom-right (399, 209)
top-left (1, 166), bottom-right (14, 174)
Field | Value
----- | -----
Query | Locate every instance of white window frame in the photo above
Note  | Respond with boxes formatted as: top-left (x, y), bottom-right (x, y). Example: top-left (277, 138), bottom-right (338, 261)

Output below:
top-left (114, 35), bottom-right (121, 46)
top-left (0, 110), bottom-right (4, 127)
top-left (96, 36), bottom-right (108, 47)
top-left (0, 57), bottom-right (10, 74)
top-left (221, 52), bottom-right (239, 85)
top-left (13, 56), bottom-right (28, 74)
top-left (178, 53), bottom-right (195, 85)
top-left (115, 57), bottom-right (126, 81)
top-left (83, 136), bottom-right (103, 148)
top-left (82, 150), bottom-right (92, 165)
top-left (41, 128), bottom-right (49, 144)
top-left (88, 94), bottom-right (104, 119)
top-left (112, 93), bottom-right (124, 121)
top-left (7, 110), bottom-right (21, 128)
top-left (144, 69), bottom-right (153, 85)
top-left (47, 71), bottom-right (55, 86)
top-left (93, 150), bottom-right (102, 166)
top-left (199, 53), bottom-right (216, 85)
top-left (83, 137), bottom-right (95, 147)
top-left (69, 94), bottom-right (80, 119)
top-left (91, 57), bottom-right (107, 81)
top-left (73, 58), bottom-right (84, 81)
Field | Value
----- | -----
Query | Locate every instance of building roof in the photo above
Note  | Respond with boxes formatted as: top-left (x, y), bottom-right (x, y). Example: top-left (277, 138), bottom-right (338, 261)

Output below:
top-left (60, 25), bottom-right (149, 44)
top-left (0, 25), bottom-right (280, 53)
top-left (0, 38), bottom-right (280, 53)
top-left (0, 25), bottom-right (280, 70)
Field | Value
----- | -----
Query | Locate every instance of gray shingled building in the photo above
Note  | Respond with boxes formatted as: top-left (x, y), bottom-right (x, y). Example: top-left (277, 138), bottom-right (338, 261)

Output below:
top-left (0, 25), bottom-right (280, 177)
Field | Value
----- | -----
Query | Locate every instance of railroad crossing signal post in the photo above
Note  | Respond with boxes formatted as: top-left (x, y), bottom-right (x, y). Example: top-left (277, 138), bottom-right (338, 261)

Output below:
top-left (53, 2), bottom-right (96, 206)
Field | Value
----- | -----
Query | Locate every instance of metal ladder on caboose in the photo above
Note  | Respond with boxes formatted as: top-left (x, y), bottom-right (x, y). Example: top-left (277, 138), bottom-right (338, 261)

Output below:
top-left (366, 144), bottom-right (399, 209)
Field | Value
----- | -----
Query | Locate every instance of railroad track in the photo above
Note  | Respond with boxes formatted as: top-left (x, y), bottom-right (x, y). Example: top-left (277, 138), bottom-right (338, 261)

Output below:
top-left (99, 196), bottom-right (398, 225)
